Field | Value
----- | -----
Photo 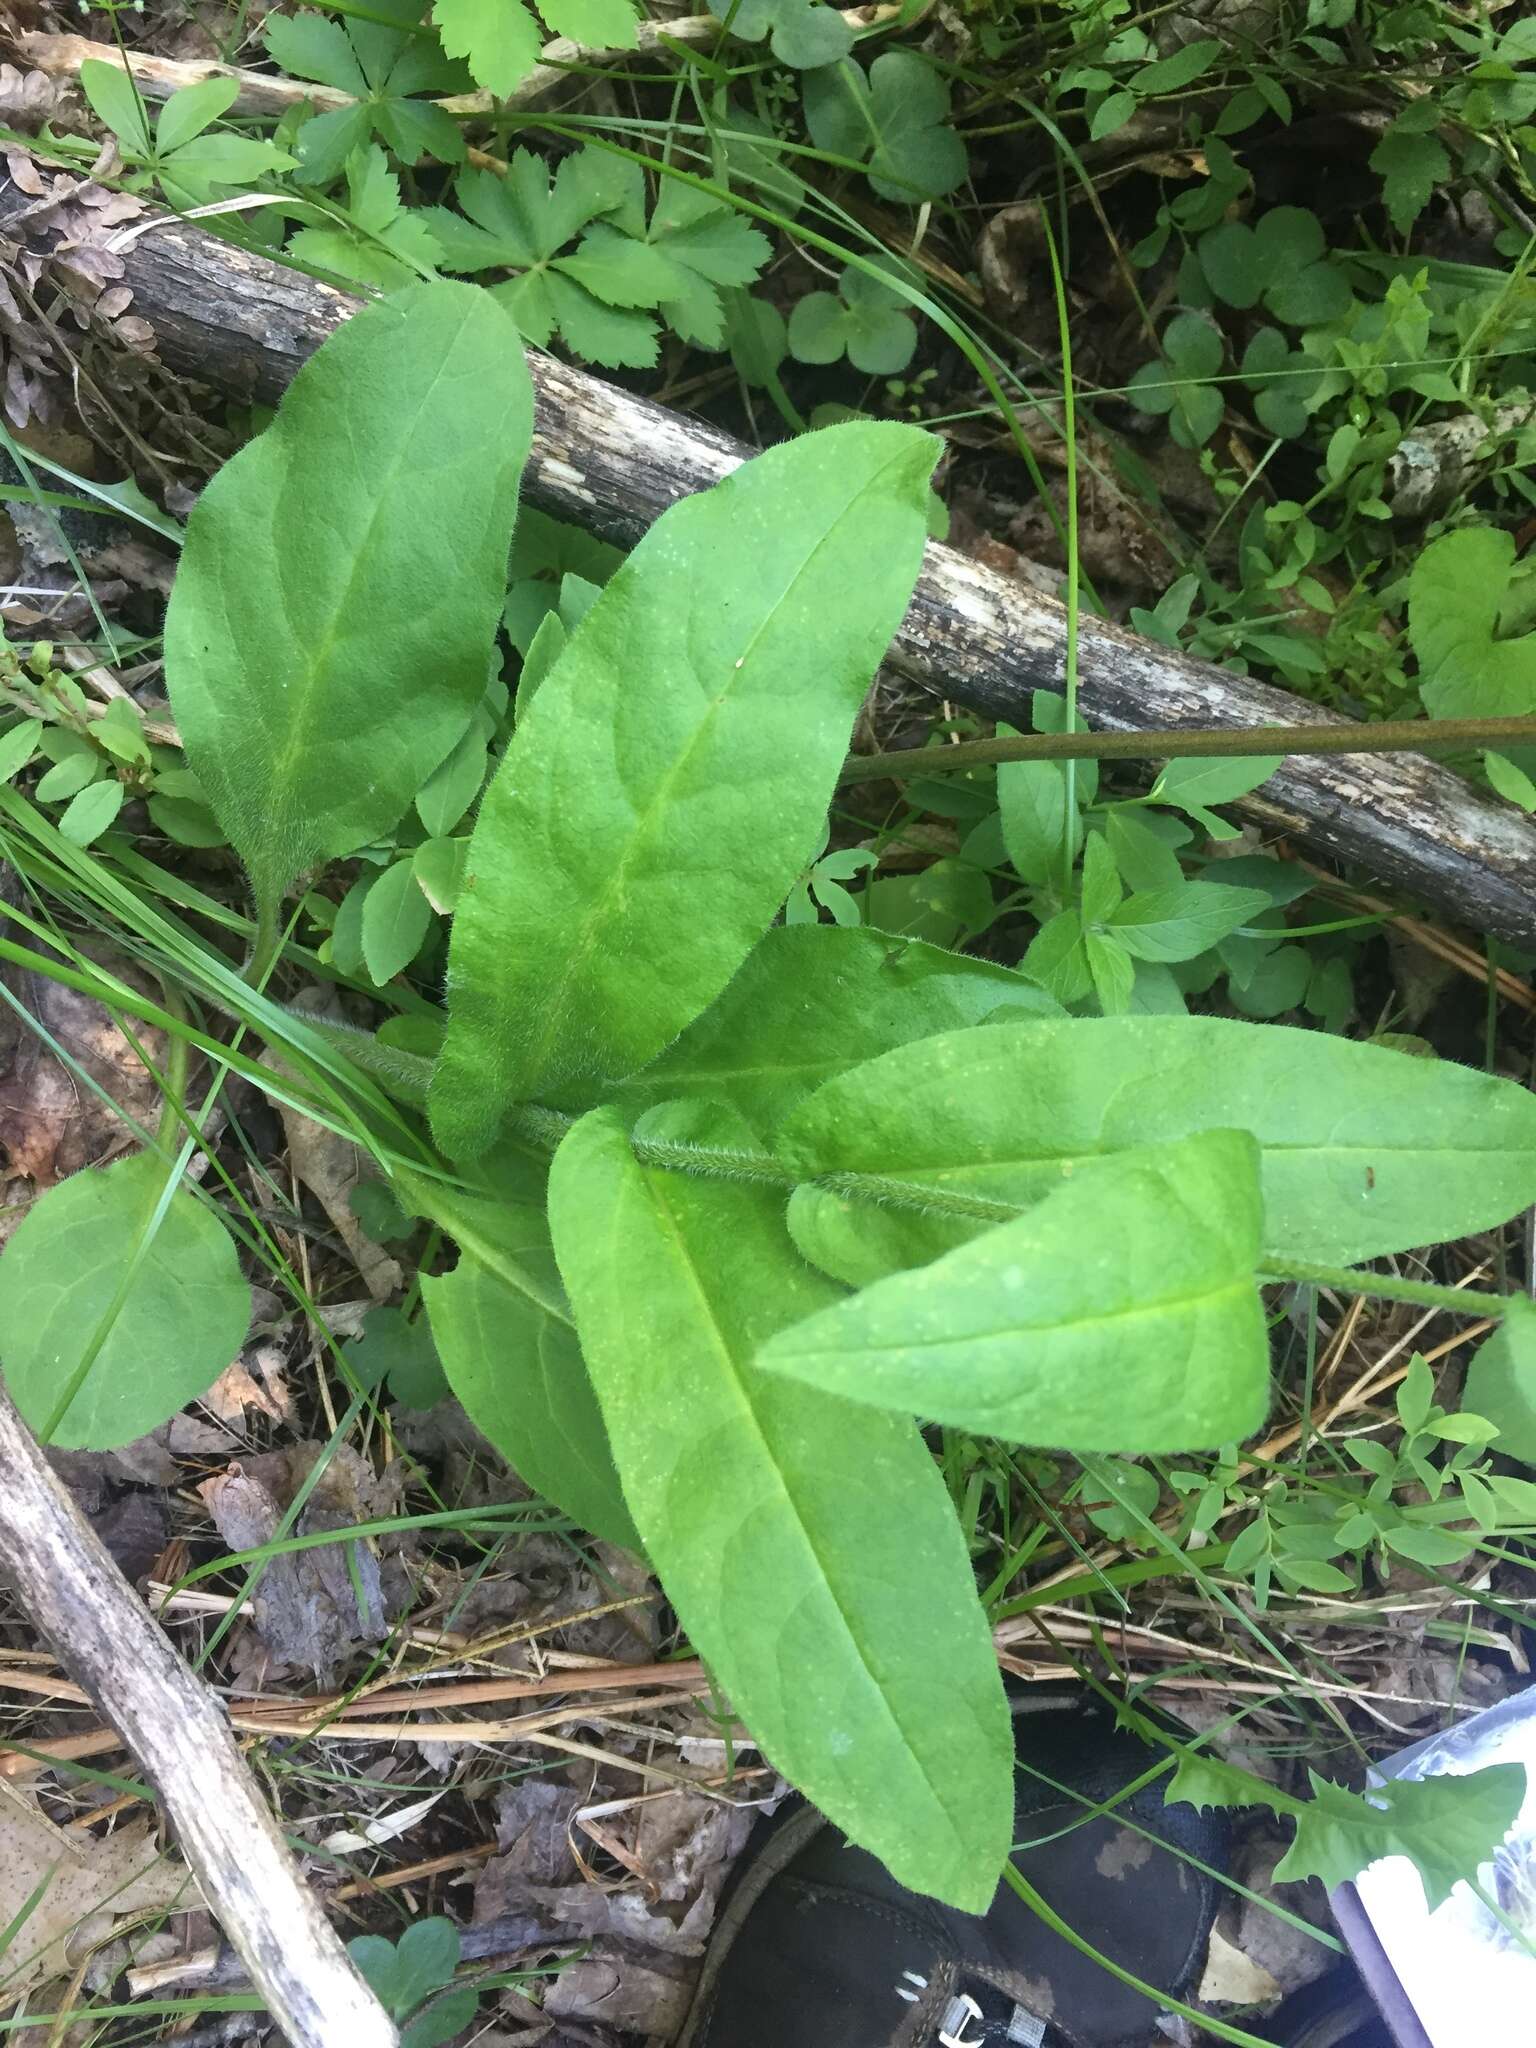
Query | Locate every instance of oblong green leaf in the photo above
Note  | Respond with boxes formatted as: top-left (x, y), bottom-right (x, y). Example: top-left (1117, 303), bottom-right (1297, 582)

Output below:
top-left (432, 421), bottom-right (938, 1157)
top-left (597, 924), bottom-right (1059, 1128)
top-left (422, 1228), bottom-right (640, 1553)
top-left (0, 1153), bottom-right (251, 1449)
top-left (164, 281), bottom-right (532, 923)
top-left (761, 1131), bottom-right (1270, 1453)
top-left (787, 1181), bottom-right (973, 1289)
top-left (547, 1107), bottom-right (1012, 1911)
top-left (1462, 1301), bottom-right (1536, 1466)
top-left (775, 1016), bottom-right (1536, 1268)
top-left (362, 858), bottom-right (434, 983)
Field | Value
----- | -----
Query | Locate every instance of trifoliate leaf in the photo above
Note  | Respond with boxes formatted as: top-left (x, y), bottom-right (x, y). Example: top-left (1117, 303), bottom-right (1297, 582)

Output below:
top-left (803, 53), bottom-right (967, 203)
top-left (712, 0), bottom-right (854, 69)
top-left (787, 262), bottom-right (916, 374)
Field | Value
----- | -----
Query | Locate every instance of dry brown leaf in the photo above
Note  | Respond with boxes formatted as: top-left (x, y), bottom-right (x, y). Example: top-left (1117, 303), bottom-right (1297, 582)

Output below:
top-left (197, 1443), bottom-right (408, 1682)
top-left (0, 1781), bottom-right (195, 1998)
top-left (204, 1347), bottom-right (292, 1425)
top-left (0, 953), bottom-right (168, 1186)
top-left (261, 1004), bottom-right (401, 1302)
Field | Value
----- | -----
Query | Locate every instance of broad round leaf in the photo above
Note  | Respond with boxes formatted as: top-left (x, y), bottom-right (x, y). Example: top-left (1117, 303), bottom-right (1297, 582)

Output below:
top-left (0, 1153), bottom-right (251, 1449)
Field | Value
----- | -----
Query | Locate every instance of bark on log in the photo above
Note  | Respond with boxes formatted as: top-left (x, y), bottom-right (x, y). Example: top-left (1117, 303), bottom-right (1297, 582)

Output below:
top-left (0, 1389), bottom-right (397, 2048)
top-left (3, 161), bottom-right (1536, 944)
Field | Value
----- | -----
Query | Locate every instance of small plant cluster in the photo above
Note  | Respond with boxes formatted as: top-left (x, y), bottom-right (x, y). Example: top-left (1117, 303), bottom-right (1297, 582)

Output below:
top-left (27, 0), bottom-right (1532, 770)
top-left (2, 286), bottom-right (1535, 1909)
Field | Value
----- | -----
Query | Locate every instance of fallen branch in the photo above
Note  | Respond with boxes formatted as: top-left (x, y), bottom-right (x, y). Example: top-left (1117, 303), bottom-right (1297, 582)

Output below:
top-left (0, 1386), bottom-right (396, 2048)
top-left (16, 12), bottom-right (901, 121)
top-left (2, 160), bottom-right (1535, 944)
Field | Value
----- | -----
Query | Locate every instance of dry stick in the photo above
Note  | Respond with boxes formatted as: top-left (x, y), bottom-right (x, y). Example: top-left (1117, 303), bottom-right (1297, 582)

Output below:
top-left (0, 1387), bottom-right (398, 2048)
top-left (15, 19), bottom-right (730, 118)
top-left (16, 12), bottom-right (902, 120)
top-left (2, 162), bottom-right (1528, 942)
top-left (841, 714), bottom-right (1536, 780)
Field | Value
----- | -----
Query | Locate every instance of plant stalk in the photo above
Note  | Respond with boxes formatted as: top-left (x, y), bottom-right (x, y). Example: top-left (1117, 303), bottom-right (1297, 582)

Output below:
top-left (1262, 1258), bottom-right (1515, 1321)
top-left (839, 715), bottom-right (1536, 784)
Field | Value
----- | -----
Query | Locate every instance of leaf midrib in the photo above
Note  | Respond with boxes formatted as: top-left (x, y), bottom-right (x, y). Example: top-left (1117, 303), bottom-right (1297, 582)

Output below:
top-left (640, 1170), bottom-right (970, 1858)
top-left (515, 440), bottom-right (917, 1090)
top-left (257, 300), bottom-right (475, 901)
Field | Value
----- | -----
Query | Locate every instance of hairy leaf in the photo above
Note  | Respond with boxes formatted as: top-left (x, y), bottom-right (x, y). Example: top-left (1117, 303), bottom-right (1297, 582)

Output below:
top-left (1462, 1301), bottom-right (1536, 1466)
top-left (775, 1017), bottom-right (1536, 1269)
top-left (164, 283), bottom-right (531, 926)
top-left (0, 1153), bottom-right (251, 1449)
top-left (598, 924), bottom-right (1059, 1128)
top-left (433, 422), bottom-right (937, 1157)
top-left (760, 1131), bottom-right (1269, 1452)
top-left (548, 1107), bottom-right (1013, 1909)
top-left (423, 1238), bottom-right (638, 1551)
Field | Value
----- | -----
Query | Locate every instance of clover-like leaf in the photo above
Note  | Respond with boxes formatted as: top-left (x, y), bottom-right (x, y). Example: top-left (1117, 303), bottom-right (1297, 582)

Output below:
top-left (803, 53), bottom-right (967, 203)
top-left (788, 262), bottom-right (917, 374)
top-left (1128, 312), bottom-right (1225, 447)
top-left (1240, 325), bottom-right (1318, 438)
top-left (710, 0), bottom-right (853, 69)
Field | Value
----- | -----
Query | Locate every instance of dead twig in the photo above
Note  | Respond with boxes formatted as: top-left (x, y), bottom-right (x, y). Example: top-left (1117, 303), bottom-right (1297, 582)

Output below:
top-left (0, 1385), bottom-right (396, 2048)
top-left (3, 155), bottom-right (1531, 942)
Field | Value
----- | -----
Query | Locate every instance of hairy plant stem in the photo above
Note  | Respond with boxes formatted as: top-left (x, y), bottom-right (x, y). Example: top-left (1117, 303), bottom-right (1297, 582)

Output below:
top-left (1260, 1258), bottom-right (1516, 1320)
top-left (288, 1057), bottom-right (1526, 1325)
top-left (839, 714), bottom-right (1536, 784)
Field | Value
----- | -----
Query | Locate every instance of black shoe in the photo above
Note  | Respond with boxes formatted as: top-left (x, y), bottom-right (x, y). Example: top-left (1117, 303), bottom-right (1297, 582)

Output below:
top-left (678, 1690), bottom-right (1227, 2048)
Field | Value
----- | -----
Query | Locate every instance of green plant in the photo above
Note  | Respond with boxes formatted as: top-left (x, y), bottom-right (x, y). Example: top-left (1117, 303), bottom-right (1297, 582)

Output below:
top-left (0, 645), bottom-right (223, 850)
top-left (349, 1918), bottom-right (477, 2048)
top-left (709, 0), bottom-right (857, 71)
top-left (1129, 312), bottom-right (1226, 448)
top-left (1172, 1747), bottom-right (1527, 1909)
top-left (787, 261), bottom-right (917, 374)
top-left (801, 52), bottom-right (968, 202)
top-left (264, 4), bottom-right (469, 183)
top-left (424, 150), bottom-right (770, 367)
top-left (435, 0), bottom-right (642, 99)
top-left (1221, 1350), bottom-right (1536, 1600)
top-left (78, 62), bottom-right (296, 207)
top-left (7, 286), bottom-right (1536, 1912)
